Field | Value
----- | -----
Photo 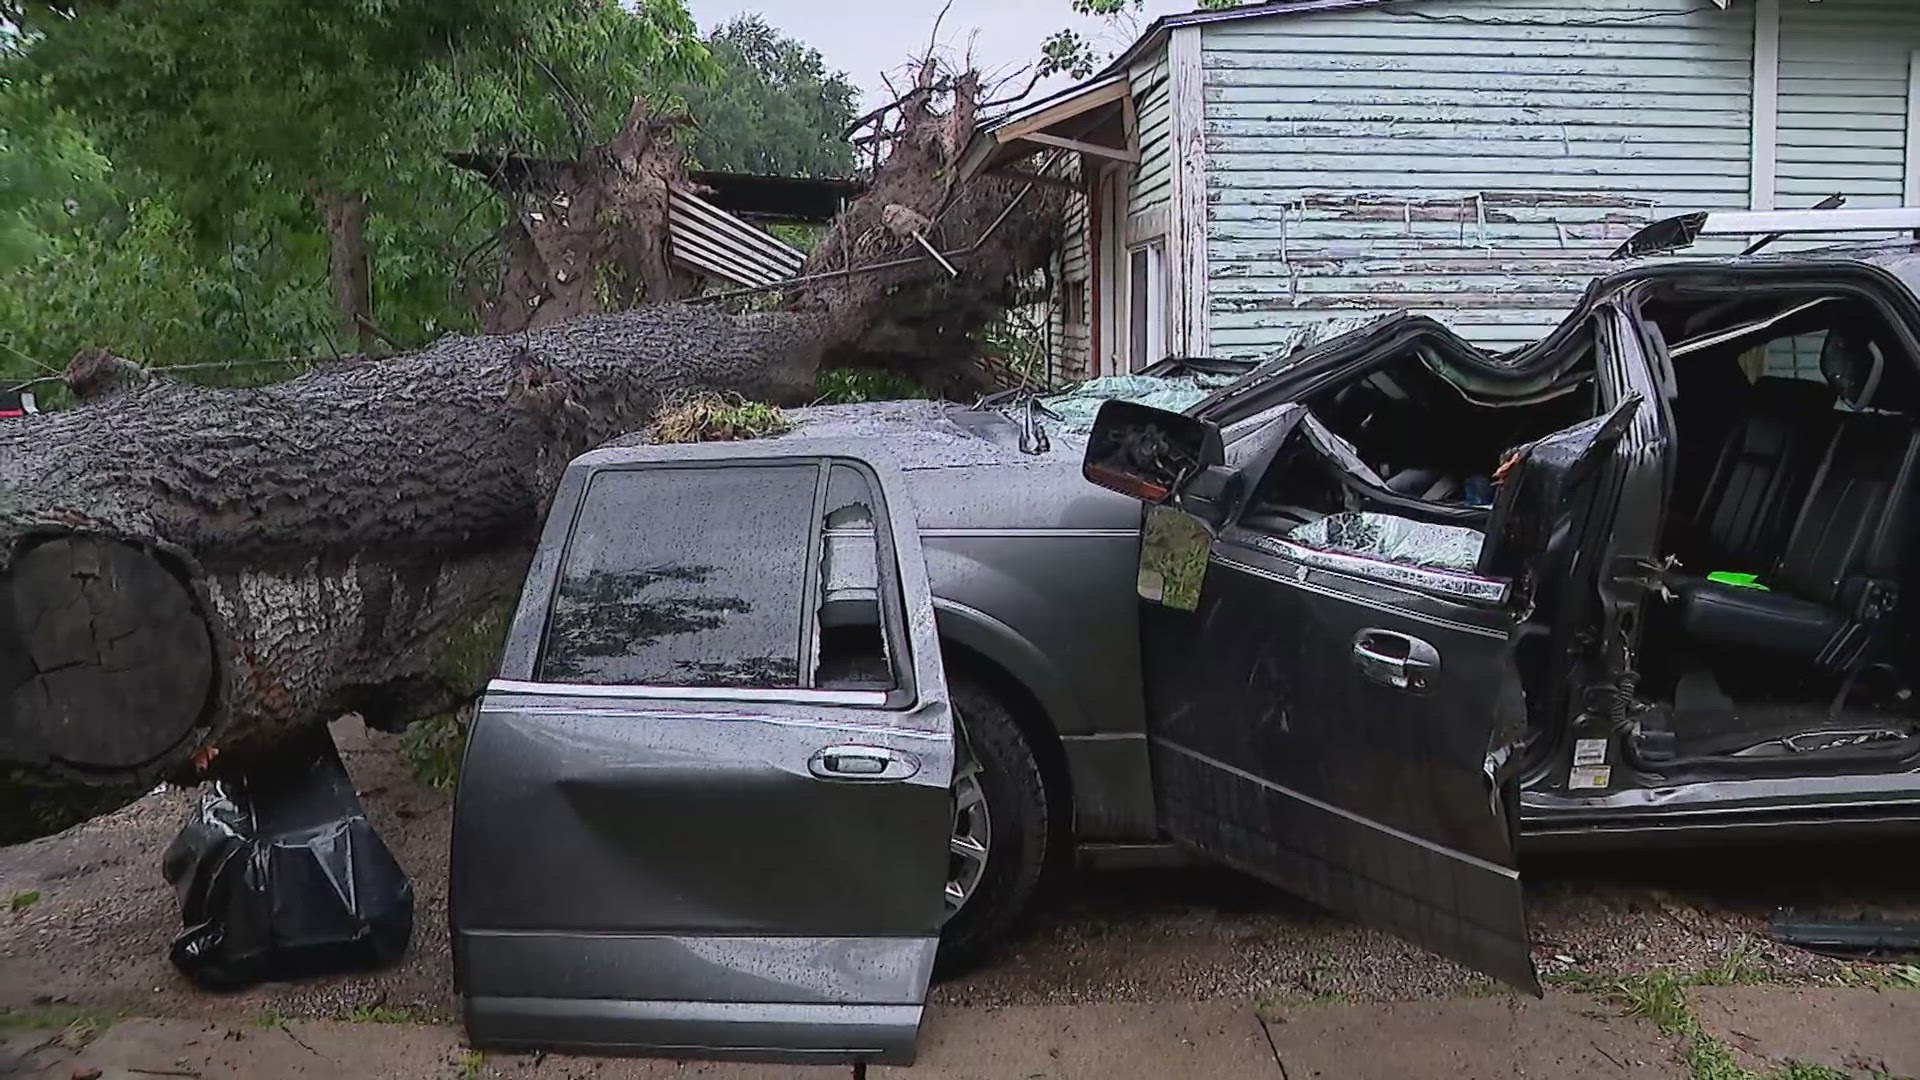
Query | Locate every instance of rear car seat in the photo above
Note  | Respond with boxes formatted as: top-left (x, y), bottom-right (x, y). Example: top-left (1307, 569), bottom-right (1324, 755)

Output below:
top-left (1678, 410), bottom-right (1920, 666)
top-left (1687, 377), bottom-right (1836, 570)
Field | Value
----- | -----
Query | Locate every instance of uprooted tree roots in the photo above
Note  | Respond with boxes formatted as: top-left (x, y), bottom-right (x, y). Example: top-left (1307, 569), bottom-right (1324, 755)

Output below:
top-left (1, 80), bottom-right (1063, 839)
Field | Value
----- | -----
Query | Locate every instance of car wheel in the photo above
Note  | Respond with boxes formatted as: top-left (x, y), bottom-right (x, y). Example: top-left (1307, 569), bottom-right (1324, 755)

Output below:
top-left (936, 672), bottom-right (1050, 976)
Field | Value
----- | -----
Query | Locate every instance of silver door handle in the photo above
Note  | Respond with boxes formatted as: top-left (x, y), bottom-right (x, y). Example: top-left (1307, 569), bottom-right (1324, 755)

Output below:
top-left (808, 745), bottom-right (921, 782)
top-left (1353, 629), bottom-right (1440, 693)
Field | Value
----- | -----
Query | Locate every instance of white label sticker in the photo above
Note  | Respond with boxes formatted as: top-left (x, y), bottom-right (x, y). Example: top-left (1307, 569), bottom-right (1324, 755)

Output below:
top-left (1573, 738), bottom-right (1609, 767)
top-left (1569, 765), bottom-right (1612, 790)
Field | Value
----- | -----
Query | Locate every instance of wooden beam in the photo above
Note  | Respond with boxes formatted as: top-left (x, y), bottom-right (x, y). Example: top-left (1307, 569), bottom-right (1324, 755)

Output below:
top-left (1018, 131), bottom-right (1141, 163)
top-left (995, 78), bottom-right (1131, 145)
top-left (1750, 0), bottom-right (1780, 211)
top-left (1167, 26), bottom-right (1209, 359)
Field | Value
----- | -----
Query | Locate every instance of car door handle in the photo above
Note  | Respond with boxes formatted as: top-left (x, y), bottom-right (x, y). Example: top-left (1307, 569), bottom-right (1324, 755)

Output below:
top-left (1353, 629), bottom-right (1440, 693)
top-left (808, 745), bottom-right (921, 782)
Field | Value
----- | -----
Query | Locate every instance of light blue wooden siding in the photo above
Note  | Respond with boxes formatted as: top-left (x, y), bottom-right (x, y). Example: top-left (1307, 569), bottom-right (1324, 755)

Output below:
top-left (1053, 186), bottom-right (1093, 381)
top-left (1776, 0), bottom-right (1920, 209)
top-left (1130, 50), bottom-right (1173, 217)
top-left (1202, 0), bottom-right (1754, 358)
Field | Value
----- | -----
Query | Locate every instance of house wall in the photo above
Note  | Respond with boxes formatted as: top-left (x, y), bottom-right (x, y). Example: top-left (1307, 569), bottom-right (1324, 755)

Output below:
top-left (1764, 0), bottom-right (1920, 378)
top-left (1051, 186), bottom-right (1094, 383)
top-left (1775, 0), bottom-right (1920, 211)
top-left (1129, 49), bottom-right (1174, 218)
top-left (1201, 0), bottom-right (1757, 357)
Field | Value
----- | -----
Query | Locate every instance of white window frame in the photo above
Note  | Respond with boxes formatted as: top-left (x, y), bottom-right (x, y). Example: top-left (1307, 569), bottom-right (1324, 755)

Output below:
top-left (1127, 239), bottom-right (1167, 372)
top-left (1906, 48), bottom-right (1920, 206)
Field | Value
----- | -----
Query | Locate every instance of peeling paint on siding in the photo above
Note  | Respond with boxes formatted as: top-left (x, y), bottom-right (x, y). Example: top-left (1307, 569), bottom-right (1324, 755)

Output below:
top-left (1201, 0), bottom-right (1755, 356)
top-left (1131, 51), bottom-right (1174, 217)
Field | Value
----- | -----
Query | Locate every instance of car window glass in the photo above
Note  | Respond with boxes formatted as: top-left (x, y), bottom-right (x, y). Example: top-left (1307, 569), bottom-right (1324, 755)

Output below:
top-left (1763, 331), bottom-right (1829, 383)
top-left (816, 464), bottom-right (897, 691)
top-left (1284, 511), bottom-right (1486, 574)
top-left (539, 465), bottom-right (817, 688)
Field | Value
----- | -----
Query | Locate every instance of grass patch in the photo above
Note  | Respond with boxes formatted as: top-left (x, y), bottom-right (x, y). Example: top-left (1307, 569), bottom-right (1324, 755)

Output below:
top-left (652, 391), bottom-right (790, 444)
top-left (1585, 965), bottom-right (1888, 1080)
top-left (1826, 962), bottom-right (1920, 990)
top-left (8, 890), bottom-right (39, 913)
top-left (0, 1005), bottom-right (116, 1033)
top-left (345, 1004), bottom-right (416, 1024)
top-left (457, 1048), bottom-right (485, 1078)
top-left (1602, 968), bottom-right (1696, 1036)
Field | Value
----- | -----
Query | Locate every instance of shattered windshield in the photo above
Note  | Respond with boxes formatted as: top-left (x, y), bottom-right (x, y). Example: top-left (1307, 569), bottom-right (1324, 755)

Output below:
top-left (1285, 511), bottom-right (1486, 574)
top-left (1038, 372), bottom-right (1241, 433)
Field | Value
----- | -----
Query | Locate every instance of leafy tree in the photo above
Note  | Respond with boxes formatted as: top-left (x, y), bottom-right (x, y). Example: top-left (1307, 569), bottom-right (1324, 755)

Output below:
top-left (3, 0), bottom-right (708, 353)
top-left (676, 16), bottom-right (857, 178)
top-left (1041, 0), bottom-right (1245, 80)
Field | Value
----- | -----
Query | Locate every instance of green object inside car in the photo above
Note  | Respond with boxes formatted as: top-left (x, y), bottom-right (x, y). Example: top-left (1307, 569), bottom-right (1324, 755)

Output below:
top-left (1706, 571), bottom-right (1770, 590)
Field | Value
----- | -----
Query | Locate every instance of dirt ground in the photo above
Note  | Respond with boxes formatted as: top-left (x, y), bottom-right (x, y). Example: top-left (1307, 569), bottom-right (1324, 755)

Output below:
top-left (1, 718), bottom-right (1913, 1029)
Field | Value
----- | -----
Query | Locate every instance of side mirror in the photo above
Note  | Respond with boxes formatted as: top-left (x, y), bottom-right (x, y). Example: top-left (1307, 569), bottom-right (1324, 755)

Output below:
top-left (1083, 399), bottom-right (1226, 504)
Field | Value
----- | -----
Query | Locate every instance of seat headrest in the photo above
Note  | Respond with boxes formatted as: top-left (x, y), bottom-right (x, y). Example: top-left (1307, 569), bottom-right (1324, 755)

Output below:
top-left (1820, 325), bottom-right (1884, 411)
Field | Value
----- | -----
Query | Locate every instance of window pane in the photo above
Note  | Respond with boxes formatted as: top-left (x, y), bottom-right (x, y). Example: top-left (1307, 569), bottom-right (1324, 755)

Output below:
top-left (539, 465), bottom-right (818, 688)
top-left (817, 464), bottom-right (896, 691)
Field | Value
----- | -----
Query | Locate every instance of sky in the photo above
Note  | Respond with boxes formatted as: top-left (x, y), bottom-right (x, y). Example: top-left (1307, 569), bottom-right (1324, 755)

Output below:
top-left (683, 0), bottom-right (1197, 110)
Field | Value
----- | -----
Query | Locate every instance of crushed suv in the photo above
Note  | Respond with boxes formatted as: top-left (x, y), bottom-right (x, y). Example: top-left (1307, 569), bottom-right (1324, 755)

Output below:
top-left (451, 223), bottom-right (1920, 1064)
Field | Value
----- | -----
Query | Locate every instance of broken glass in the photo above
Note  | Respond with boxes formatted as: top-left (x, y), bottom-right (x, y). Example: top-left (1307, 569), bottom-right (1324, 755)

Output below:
top-left (1285, 511), bottom-right (1487, 573)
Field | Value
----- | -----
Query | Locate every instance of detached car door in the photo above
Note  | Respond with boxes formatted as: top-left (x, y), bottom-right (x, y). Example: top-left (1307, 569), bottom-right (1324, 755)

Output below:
top-left (1090, 402), bottom-right (1564, 995)
top-left (451, 441), bottom-right (954, 1065)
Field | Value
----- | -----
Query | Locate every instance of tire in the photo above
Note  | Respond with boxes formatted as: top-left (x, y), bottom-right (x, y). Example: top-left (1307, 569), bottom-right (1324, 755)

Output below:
top-left (936, 671), bottom-right (1051, 976)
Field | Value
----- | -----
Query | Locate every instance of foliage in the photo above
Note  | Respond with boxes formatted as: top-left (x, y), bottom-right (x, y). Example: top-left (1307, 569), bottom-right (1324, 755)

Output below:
top-left (1590, 966), bottom-right (1894, 1080)
top-left (7, 890), bottom-right (38, 912)
top-left (813, 368), bottom-right (927, 404)
top-left (344, 1004), bottom-right (417, 1024)
top-left (398, 712), bottom-right (469, 793)
top-left (676, 16), bottom-right (857, 177)
top-left (1041, 0), bottom-right (1246, 80)
top-left (652, 390), bottom-right (791, 442)
top-left (974, 298), bottom-right (1055, 389)
top-left (0, 0), bottom-right (709, 378)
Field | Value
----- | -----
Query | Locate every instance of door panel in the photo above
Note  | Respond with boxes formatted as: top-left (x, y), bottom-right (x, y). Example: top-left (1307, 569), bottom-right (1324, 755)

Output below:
top-left (1141, 535), bottom-right (1538, 992)
top-left (452, 444), bottom-right (953, 1065)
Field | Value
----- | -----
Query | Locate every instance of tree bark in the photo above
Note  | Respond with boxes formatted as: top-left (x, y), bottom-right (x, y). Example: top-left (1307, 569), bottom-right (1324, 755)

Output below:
top-left (317, 190), bottom-right (377, 353)
top-left (1, 79), bottom-right (1063, 840)
top-left (1, 307), bottom-right (829, 789)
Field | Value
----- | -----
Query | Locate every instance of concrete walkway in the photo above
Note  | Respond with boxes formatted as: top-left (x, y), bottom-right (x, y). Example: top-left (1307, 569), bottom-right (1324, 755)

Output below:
top-left (3, 989), bottom-right (1916, 1080)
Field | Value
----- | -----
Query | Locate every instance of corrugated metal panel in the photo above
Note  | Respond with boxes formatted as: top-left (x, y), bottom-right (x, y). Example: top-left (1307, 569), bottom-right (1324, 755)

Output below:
top-left (1777, 0), bottom-right (1919, 208)
top-left (1131, 49), bottom-right (1174, 216)
top-left (1202, 0), bottom-right (1755, 357)
top-left (668, 187), bottom-right (806, 289)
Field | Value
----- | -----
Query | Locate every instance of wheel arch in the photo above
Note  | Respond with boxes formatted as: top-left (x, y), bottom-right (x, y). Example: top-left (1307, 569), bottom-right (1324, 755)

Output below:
top-left (932, 601), bottom-right (1077, 854)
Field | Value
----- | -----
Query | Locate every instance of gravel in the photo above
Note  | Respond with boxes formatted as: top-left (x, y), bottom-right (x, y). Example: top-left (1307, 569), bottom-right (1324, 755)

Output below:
top-left (3, 720), bottom-right (1913, 1025)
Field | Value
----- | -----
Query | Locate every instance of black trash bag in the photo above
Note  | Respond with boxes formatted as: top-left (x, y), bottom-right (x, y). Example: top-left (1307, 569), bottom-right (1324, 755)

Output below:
top-left (161, 730), bottom-right (413, 989)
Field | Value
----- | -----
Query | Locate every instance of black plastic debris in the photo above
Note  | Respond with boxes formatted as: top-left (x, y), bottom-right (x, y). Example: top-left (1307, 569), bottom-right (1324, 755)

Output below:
top-left (1771, 907), bottom-right (1920, 964)
top-left (162, 730), bottom-right (413, 989)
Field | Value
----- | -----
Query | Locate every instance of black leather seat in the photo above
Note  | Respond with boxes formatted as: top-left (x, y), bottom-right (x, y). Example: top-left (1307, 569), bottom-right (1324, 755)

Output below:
top-left (1679, 410), bottom-right (1920, 664)
top-left (1686, 378), bottom-right (1837, 570)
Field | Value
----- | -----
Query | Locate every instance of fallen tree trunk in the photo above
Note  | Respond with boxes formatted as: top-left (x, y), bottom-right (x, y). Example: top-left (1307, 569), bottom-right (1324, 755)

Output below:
top-left (1, 76), bottom-right (1063, 840)
top-left (1, 310), bottom-right (825, 795)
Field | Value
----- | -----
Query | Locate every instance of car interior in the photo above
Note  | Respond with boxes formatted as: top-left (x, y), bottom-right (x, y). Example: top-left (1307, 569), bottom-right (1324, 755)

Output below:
top-left (1626, 286), bottom-right (1920, 772)
top-left (814, 462), bottom-right (899, 692)
top-left (1233, 339), bottom-right (1601, 569)
top-left (1217, 288), bottom-right (1920, 780)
